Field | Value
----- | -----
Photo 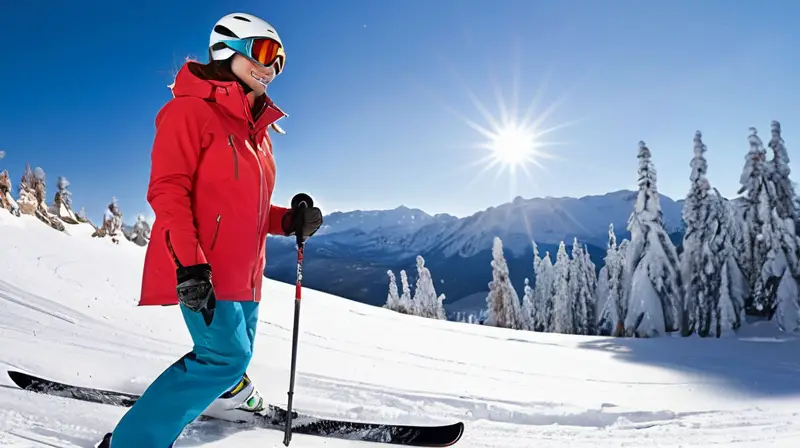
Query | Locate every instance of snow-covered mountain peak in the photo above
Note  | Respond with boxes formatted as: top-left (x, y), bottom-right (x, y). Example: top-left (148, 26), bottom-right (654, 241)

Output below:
top-left (317, 204), bottom-right (456, 237)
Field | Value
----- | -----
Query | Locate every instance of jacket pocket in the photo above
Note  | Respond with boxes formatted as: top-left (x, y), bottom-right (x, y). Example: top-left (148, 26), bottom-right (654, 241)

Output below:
top-left (210, 214), bottom-right (221, 250)
top-left (227, 135), bottom-right (239, 180)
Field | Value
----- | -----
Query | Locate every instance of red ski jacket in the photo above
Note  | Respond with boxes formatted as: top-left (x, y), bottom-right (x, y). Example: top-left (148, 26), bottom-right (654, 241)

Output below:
top-left (139, 61), bottom-right (289, 306)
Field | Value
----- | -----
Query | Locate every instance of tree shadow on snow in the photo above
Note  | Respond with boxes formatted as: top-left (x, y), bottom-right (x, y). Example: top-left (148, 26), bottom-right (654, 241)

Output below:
top-left (578, 323), bottom-right (800, 398)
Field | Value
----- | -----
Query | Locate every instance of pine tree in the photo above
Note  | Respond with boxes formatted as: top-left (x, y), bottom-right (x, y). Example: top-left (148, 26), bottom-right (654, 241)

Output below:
top-left (624, 141), bottom-right (683, 337)
top-left (385, 270), bottom-right (401, 311)
top-left (595, 261), bottom-right (610, 332)
top-left (397, 270), bottom-right (413, 314)
top-left (768, 121), bottom-right (798, 225)
top-left (521, 278), bottom-right (535, 330)
top-left (582, 245), bottom-right (597, 334)
top-left (532, 251), bottom-right (554, 332)
top-left (737, 127), bottom-right (771, 312)
top-left (616, 239), bottom-right (630, 325)
top-left (749, 127), bottom-right (800, 331)
top-left (76, 207), bottom-right (89, 223)
top-left (681, 131), bottom-right (743, 337)
top-left (569, 239), bottom-right (591, 334)
top-left (680, 131), bottom-right (730, 336)
top-left (719, 195), bottom-right (749, 331)
top-left (551, 241), bottom-right (573, 334)
top-left (412, 255), bottom-right (446, 319)
top-left (484, 236), bottom-right (524, 329)
top-left (520, 241), bottom-right (543, 330)
top-left (736, 126), bottom-right (800, 329)
top-left (57, 176), bottom-right (72, 209)
top-left (598, 224), bottom-right (626, 335)
top-left (715, 257), bottom-right (737, 337)
top-left (19, 164), bottom-right (35, 193)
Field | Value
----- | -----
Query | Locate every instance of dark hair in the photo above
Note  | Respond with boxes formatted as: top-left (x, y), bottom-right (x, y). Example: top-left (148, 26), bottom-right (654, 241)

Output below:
top-left (187, 58), bottom-right (238, 83)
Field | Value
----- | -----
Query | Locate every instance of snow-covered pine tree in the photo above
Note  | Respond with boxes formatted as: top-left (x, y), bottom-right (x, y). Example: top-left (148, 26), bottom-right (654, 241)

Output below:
top-left (0, 169), bottom-right (18, 216)
top-left (680, 131), bottom-right (729, 336)
top-left (768, 121), bottom-right (799, 226)
top-left (569, 239), bottom-right (592, 334)
top-left (100, 197), bottom-right (124, 241)
top-left (718, 193), bottom-right (749, 331)
top-left (385, 270), bottom-right (401, 311)
top-left (520, 241), bottom-right (543, 330)
top-left (17, 164), bottom-right (38, 215)
top-left (32, 167), bottom-right (46, 207)
top-left (398, 270), bottom-right (413, 315)
top-left (129, 214), bottom-right (151, 246)
top-left (532, 251), bottom-right (554, 332)
top-left (624, 141), bottom-right (683, 337)
top-left (76, 207), bottom-right (89, 223)
top-left (737, 127), bottom-right (771, 313)
top-left (57, 176), bottom-right (72, 209)
top-left (582, 243), bottom-right (598, 334)
top-left (412, 255), bottom-right (446, 319)
top-left (616, 238), bottom-right (630, 327)
top-left (743, 127), bottom-right (800, 331)
top-left (715, 256), bottom-right (737, 337)
top-left (484, 236), bottom-right (524, 329)
top-left (598, 224), bottom-right (626, 336)
top-left (521, 278), bottom-right (535, 330)
top-left (551, 241), bottom-right (573, 334)
top-left (595, 254), bottom-right (610, 331)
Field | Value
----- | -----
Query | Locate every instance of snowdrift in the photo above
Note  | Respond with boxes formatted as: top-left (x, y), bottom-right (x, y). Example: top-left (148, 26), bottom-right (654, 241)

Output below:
top-left (0, 211), bottom-right (799, 447)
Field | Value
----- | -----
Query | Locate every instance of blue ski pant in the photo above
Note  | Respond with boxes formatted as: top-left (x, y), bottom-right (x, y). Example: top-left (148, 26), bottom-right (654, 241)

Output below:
top-left (110, 300), bottom-right (260, 447)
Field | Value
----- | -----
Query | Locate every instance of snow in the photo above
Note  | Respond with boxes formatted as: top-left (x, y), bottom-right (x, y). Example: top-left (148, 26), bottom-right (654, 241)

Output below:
top-left (2, 212), bottom-right (800, 447)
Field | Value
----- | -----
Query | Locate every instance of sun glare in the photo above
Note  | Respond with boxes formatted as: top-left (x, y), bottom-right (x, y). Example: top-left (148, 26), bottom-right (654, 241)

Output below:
top-left (488, 124), bottom-right (536, 167)
top-left (433, 73), bottom-right (576, 193)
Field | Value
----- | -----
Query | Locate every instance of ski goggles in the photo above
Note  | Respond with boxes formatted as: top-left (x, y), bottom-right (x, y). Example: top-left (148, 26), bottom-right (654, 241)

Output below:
top-left (221, 37), bottom-right (285, 74)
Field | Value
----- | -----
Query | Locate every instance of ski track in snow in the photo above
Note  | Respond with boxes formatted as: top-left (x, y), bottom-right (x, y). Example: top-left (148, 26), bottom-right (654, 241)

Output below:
top-left (1, 212), bottom-right (800, 447)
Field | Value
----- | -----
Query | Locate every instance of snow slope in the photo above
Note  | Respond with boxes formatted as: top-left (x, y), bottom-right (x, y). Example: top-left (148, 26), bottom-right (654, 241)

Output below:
top-left (1, 212), bottom-right (799, 447)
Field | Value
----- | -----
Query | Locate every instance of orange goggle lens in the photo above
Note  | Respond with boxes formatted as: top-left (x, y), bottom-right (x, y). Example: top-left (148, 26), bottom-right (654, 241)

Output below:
top-left (250, 38), bottom-right (285, 74)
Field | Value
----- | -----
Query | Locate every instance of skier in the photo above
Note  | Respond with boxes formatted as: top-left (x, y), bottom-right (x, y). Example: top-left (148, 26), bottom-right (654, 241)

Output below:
top-left (96, 12), bottom-right (323, 447)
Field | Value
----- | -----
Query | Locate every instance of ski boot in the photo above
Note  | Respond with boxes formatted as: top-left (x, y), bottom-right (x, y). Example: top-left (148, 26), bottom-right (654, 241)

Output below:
top-left (202, 372), bottom-right (266, 422)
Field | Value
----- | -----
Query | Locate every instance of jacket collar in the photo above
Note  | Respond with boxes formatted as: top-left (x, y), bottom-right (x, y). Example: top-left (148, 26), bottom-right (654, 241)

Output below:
top-left (169, 61), bottom-right (286, 131)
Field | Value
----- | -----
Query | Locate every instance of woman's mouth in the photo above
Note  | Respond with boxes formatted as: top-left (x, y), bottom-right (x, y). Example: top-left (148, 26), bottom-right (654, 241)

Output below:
top-left (251, 70), bottom-right (272, 87)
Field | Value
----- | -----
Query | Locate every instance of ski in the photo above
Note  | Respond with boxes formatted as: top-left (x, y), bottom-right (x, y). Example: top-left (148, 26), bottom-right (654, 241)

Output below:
top-left (7, 370), bottom-right (463, 446)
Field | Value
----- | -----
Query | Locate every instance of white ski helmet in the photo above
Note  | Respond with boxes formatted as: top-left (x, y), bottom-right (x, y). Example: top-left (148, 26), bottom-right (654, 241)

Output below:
top-left (209, 12), bottom-right (283, 63)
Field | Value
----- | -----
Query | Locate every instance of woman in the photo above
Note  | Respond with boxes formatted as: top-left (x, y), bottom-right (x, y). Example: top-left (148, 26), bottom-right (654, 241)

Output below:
top-left (97, 12), bottom-right (323, 447)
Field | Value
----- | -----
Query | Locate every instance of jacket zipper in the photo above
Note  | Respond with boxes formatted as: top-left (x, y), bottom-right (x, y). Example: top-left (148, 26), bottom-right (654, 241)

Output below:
top-left (209, 214), bottom-right (221, 250)
top-left (228, 135), bottom-right (239, 180)
top-left (247, 133), bottom-right (265, 301)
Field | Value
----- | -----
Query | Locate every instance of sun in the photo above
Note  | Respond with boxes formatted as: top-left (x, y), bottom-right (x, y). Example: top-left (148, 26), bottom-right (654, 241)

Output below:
top-left (487, 123), bottom-right (536, 167)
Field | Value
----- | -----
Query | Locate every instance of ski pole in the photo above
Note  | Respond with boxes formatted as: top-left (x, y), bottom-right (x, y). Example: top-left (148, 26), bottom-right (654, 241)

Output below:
top-left (284, 194), bottom-right (310, 446)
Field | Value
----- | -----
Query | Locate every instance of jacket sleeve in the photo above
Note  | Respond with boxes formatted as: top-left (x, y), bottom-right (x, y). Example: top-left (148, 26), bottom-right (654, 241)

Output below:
top-left (268, 205), bottom-right (290, 236)
top-left (146, 97), bottom-right (212, 268)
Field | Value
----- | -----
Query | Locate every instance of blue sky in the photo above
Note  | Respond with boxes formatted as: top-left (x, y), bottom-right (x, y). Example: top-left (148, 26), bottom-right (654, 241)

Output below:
top-left (1, 0), bottom-right (799, 223)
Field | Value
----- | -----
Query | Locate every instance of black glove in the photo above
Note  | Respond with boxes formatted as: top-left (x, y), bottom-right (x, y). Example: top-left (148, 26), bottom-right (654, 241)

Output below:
top-left (176, 263), bottom-right (216, 326)
top-left (281, 193), bottom-right (322, 242)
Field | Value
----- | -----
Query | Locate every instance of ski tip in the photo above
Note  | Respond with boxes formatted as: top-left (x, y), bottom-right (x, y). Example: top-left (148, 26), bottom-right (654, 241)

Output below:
top-left (7, 370), bottom-right (28, 385)
top-left (7, 370), bottom-right (39, 391)
top-left (446, 422), bottom-right (465, 446)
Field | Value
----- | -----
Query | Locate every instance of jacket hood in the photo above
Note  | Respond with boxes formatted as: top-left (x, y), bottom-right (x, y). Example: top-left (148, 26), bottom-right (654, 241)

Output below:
top-left (169, 61), bottom-right (286, 131)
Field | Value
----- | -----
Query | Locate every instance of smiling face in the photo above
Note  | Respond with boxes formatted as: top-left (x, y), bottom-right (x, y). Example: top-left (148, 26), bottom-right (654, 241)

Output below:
top-left (231, 54), bottom-right (277, 94)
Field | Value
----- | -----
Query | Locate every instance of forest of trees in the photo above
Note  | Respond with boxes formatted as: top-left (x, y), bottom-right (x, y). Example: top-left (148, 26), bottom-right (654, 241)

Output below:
top-left (386, 121), bottom-right (800, 338)
top-left (0, 158), bottom-right (151, 246)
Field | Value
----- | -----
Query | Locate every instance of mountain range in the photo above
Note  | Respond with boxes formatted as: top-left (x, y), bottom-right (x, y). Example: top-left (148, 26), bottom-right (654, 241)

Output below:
top-left (263, 189), bottom-right (687, 316)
